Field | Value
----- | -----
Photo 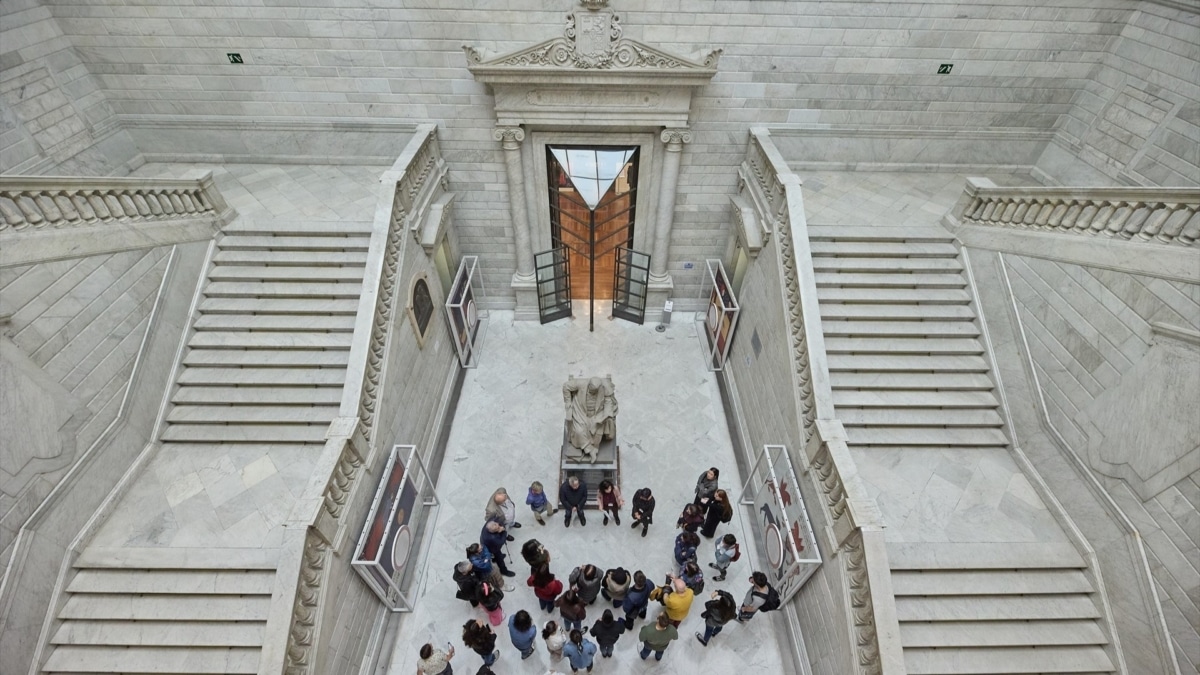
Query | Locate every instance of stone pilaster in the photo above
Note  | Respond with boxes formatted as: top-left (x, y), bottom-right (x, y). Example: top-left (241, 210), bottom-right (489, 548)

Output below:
top-left (646, 128), bottom-right (690, 319)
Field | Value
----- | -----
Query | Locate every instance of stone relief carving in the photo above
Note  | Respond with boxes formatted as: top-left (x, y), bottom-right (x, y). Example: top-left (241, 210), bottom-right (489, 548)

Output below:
top-left (844, 531), bottom-right (884, 675)
top-left (527, 90), bottom-right (660, 108)
top-left (660, 129), bottom-right (693, 145)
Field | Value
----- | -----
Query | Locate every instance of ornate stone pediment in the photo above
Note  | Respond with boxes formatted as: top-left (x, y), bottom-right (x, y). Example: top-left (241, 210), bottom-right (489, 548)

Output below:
top-left (464, 6), bottom-right (720, 85)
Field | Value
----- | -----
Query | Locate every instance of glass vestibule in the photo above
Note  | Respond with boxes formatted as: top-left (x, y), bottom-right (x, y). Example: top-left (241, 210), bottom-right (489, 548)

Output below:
top-left (538, 145), bottom-right (651, 330)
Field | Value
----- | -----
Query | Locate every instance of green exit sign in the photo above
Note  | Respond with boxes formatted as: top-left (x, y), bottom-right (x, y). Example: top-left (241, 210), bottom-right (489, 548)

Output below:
top-left (938, 63), bottom-right (953, 74)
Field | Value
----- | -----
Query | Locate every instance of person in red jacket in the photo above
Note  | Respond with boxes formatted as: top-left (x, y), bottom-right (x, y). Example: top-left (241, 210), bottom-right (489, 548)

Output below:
top-left (528, 563), bottom-right (564, 613)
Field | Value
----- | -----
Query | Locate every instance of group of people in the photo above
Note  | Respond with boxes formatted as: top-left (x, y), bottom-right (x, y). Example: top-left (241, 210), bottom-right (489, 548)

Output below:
top-left (416, 468), bottom-right (782, 675)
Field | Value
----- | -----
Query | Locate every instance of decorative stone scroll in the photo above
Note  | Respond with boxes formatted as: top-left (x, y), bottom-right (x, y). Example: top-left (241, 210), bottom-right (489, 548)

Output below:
top-left (950, 180), bottom-right (1200, 247)
top-left (0, 174), bottom-right (229, 232)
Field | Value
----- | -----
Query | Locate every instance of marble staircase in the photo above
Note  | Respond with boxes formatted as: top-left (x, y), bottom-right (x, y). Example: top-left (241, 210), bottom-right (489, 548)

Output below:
top-left (40, 219), bottom-right (372, 674)
top-left (809, 225), bottom-right (1116, 674)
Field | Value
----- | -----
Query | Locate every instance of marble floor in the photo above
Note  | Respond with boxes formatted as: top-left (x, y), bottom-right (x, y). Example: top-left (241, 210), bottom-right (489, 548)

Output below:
top-left (385, 306), bottom-right (787, 675)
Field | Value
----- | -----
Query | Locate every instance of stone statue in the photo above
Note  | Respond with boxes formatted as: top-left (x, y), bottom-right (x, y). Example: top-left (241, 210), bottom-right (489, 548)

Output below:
top-left (563, 376), bottom-right (617, 463)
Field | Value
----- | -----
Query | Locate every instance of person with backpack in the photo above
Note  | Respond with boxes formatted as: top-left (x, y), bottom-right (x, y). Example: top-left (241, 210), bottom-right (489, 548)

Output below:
top-left (467, 543), bottom-right (509, 592)
top-left (695, 589), bottom-right (738, 646)
top-left (629, 487), bottom-right (655, 537)
top-left (680, 561), bottom-right (705, 595)
top-left (710, 533), bottom-right (740, 581)
top-left (737, 571), bottom-right (780, 622)
top-left (453, 560), bottom-right (480, 607)
top-left (699, 489), bottom-right (733, 539)
top-left (569, 564), bottom-right (603, 605)
top-left (621, 570), bottom-right (652, 630)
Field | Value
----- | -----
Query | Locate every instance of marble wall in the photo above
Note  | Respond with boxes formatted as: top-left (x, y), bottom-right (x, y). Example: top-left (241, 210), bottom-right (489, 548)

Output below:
top-left (14, 0), bottom-right (1161, 302)
top-left (1040, 2), bottom-right (1200, 186)
top-left (0, 0), bottom-right (138, 175)
top-left (721, 232), bottom-right (855, 674)
top-left (1001, 252), bottom-right (1200, 671)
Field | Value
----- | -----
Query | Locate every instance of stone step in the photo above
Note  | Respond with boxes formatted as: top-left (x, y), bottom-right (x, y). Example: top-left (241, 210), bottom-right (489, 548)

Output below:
top-left (203, 281), bottom-right (364, 299)
top-left (183, 349), bottom-right (350, 367)
top-left (839, 408), bottom-right (1004, 428)
top-left (806, 225), bottom-right (954, 242)
top-left (825, 337), bottom-right (984, 355)
top-left (815, 272), bottom-right (967, 288)
top-left (810, 241), bottom-right (959, 258)
top-left (177, 367), bottom-right (348, 386)
top-left (167, 405), bottom-right (339, 425)
top-left (213, 249), bottom-right (369, 266)
top-left (67, 569), bottom-right (274, 595)
top-left (59, 594), bottom-right (270, 622)
top-left (821, 304), bottom-right (976, 320)
top-left (846, 427), bottom-right (1010, 446)
top-left (813, 257), bottom-right (964, 273)
top-left (888, 542), bottom-right (1085, 570)
top-left (198, 297), bottom-right (360, 315)
top-left (208, 265), bottom-right (366, 282)
top-left (822, 320), bottom-right (980, 338)
top-left (42, 645), bottom-right (260, 674)
top-left (819, 287), bottom-right (972, 304)
top-left (75, 548), bottom-right (279, 570)
top-left (828, 354), bottom-right (990, 372)
top-left (217, 234), bottom-right (370, 252)
top-left (892, 569), bottom-right (1093, 596)
top-left (896, 595), bottom-right (1101, 622)
top-left (161, 423), bottom-right (329, 443)
top-left (834, 390), bottom-right (1000, 409)
top-left (904, 645), bottom-right (1114, 674)
top-left (51, 620), bottom-right (265, 647)
top-left (188, 331), bottom-right (353, 350)
top-left (899, 619), bottom-right (1106, 648)
top-left (831, 372), bottom-right (996, 391)
top-left (224, 220), bottom-right (373, 235)
top-left (172, 387), bottom-right (342, 405)
top-left (193, 314), bottom-right (355, 332)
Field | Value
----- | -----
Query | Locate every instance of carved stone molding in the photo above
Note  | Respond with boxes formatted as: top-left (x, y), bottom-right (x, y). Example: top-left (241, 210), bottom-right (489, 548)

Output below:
top-left (660, 128), bottom-right (692, 146)
top-left (493, 126), bottom-right (526, 145)
top-left (844, 531), bottom-right (883, 675)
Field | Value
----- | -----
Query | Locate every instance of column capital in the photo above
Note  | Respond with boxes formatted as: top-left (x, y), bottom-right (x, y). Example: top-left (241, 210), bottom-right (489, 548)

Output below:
top-left (493, 126), bottom-right (525, 146)
top-left (660, 128), bottom-right (692, 147)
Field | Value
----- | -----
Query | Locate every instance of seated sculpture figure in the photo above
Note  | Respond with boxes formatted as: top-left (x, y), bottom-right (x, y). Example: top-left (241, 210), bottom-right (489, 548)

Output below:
top-left (563, 376), bottom-right (617, 463)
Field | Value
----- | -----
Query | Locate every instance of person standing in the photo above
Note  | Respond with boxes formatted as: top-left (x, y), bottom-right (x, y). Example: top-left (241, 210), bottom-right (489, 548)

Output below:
top-left (695, 589), bottom-right (737, 646)
top-left (528, 563), bottom-right (563, 613)
top-left (521, 539), bottom-right (551, 575)
top-left (588, 609), bottom-right (625, 658)
top-left (600, 567), bottom-right (630, 608)
top-left (508, 610), bottom-right (537, 660)
top-left (467, 543), bottom-right (508, 592)
top-left (543, 620), bottom-right (567, 662)
top-left (710, 534), bottom-right (740, 581)
top-left (480, 520), bottom-right (516, 578)
top-left (474, 581), bottom-right (505, 627)
top-left (621, 570), bottom-right (651, 630)
top-left (673, 531), bottom-right (699, 572)
top-left (562, 629), bottom-right (598, 674)
top-left (485, 487), bottom-right (520, 539)
top-left (661, 576), bottom-right (695, 628)
top-left (526, 481), bottom-right (557, 525)
top-left (416, 643), bottom-right (454, 675)
top-left (555, 588), bottom-right (588, 633)
top-left (453, 560), bottom-right (479, 607)
top-left (680, 561), bottom-right (705, 596)
top-left (569, 564), bottom-right (602, 605)
top-left (560, 475), bottom-right (588, 527)
top-left (738, 571), bottom-right (773, 623)
top-left (676, 504), bottom-right (703, 534)
top-left (629, 487), bottom-right (655, 537)
top-left (461, 619), bottom-right (499, 668)
top-left (699, 489), bottom-right (733, 539)
top-left (636, 613), bottom-right (679, 662)
top-left (597, 479), bottom-right (623, 526)
top-left (693, 467), bottom-right (719, 505)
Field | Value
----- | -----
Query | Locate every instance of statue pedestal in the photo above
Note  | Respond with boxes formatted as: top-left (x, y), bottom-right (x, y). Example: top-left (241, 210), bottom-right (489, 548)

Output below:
top-left (560, 427), bottom-right (620, 509)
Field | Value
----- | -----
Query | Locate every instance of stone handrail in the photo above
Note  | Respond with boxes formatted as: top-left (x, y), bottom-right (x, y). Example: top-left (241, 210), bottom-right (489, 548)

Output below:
top-left (0, 173), bottom-right (232, 231)
top-left (948, 178), bottom-right (1200, 246)
top-left (262, 125), bottom-right (447, 675)
top-left (748, 128), bottom-right (904, 675)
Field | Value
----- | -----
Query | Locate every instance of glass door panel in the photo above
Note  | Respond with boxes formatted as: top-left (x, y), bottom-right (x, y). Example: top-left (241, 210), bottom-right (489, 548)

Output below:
top-left (535, 246), bottom-right (572, 324)
top-left (611, 246), bottom-right (651, 324)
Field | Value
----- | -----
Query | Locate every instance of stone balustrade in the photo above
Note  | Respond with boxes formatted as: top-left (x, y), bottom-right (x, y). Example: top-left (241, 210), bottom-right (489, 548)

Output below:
top-left (749, 128), bottom-right (903, 675)
top-left (950, 178), bottom-right (1200, 246)
top-left (0, 174), bottom-right (229, 231)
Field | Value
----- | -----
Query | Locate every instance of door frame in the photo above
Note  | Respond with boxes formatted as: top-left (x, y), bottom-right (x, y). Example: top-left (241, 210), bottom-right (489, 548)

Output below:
top-left (530, 131), bottom-right (661, 264)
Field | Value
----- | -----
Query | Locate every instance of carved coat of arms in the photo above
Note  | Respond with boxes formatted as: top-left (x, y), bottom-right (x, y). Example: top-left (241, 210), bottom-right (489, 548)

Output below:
top-left (567, 10), bottom-right (621, 68)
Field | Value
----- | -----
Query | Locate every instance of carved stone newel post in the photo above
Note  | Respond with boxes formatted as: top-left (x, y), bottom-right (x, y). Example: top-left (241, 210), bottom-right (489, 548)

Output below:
top-left (650, 128), bottom-right (691, 283)
top-left (495, 126), bottom-right (535, 281)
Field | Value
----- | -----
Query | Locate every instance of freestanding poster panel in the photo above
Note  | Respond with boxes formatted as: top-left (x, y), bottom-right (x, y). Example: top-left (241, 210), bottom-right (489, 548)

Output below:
top-left (352, 444), bottom-right (439, 612)
top-left (446, 255), bottom-right (482, 367)
top-left (740, 444), bottom-right (822, 605)
top-left (696, 259), bottom-right (740, 370)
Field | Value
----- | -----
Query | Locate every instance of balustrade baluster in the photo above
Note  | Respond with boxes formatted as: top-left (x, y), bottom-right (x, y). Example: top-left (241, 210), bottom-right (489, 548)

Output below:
top-left (1046, 203), bottom-right (1068, 228)
top-left (1073, 203), bottom-right (1098, 232)
top-left (0, 196), bottom-right (27, 229)
top-left (980, 200), bottom-right (1000, 221)
top-left (16, 195), bottom-right (44, 226)
top-left (171, 192), bottom-right (189, 213)
top-left (103, 193), bottom-right (124, 218)
top-left (1000, 200), bottom-right (1019, 223)
top-left (1059, 203), bottom-right (1083, 231)
top-left (34, 194), bottom-right (62, 223)
top-left (1104, 204), bottom-right (1132, 237)
top-left (1158, 206), bottom-right (1192, 244)
top-left (87, 192), bottom-right (111, 220)
top-left (118, 193), bottom-right (139, 217)
top-left (1090, 202), bottom-right (1114, 235)
top-left (53, 193), bottom-right (80, 222)
top-left (143, 192), bottom-right (164, 216)
top-left (1178, 210), bottom-right (1200, 245)
top-left (71, 193), bottom-right (96, 221)
top-left (1011, 200), bottom-right (1030, 225)
top-left (1138, 205), bottom-right (1173, 240)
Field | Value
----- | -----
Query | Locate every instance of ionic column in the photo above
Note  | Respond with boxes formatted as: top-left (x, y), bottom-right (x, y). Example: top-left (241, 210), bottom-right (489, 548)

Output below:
top-left (650, 128), bottom-right (691, 281)
top-left (494, 126), bottom-right (534, 280)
